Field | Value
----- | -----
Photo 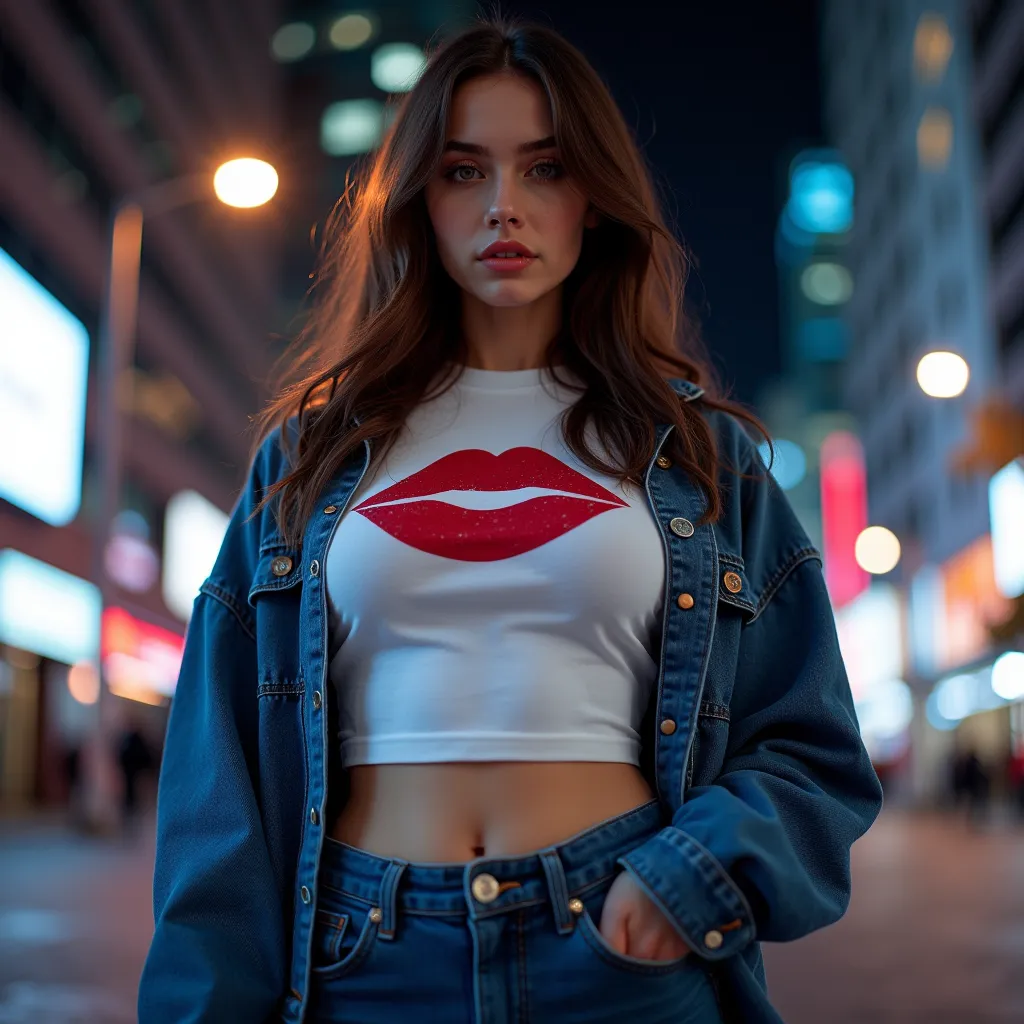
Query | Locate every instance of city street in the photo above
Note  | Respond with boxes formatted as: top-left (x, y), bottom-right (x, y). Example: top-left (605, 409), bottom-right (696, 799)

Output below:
top-left (0, 808), bottom-right (1022, 1023)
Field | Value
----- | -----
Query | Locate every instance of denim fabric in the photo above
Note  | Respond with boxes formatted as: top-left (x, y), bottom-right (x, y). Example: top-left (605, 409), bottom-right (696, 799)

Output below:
top-left (305, 800), bottom-right (723, 1023)
top-left (138, 379), bottom-right (884, 1024)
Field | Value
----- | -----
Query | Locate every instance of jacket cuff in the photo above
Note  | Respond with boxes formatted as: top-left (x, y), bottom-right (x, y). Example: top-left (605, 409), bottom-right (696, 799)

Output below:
top-left (616, 826), bottom-right (757, 961)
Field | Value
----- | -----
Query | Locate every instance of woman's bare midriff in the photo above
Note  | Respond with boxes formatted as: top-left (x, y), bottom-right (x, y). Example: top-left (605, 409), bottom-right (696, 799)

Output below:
top-left (329, 762), bottom-right (656, 863)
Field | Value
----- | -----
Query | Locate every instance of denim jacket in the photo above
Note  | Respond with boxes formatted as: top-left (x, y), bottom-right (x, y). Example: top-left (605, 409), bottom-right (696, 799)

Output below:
top-left (138, 377), bottom-right (883, 1024)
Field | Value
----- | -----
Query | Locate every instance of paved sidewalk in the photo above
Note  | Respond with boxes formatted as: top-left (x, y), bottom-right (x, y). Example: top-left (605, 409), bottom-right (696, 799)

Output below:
top-left (763, 810), bottom-right (1024, 1023)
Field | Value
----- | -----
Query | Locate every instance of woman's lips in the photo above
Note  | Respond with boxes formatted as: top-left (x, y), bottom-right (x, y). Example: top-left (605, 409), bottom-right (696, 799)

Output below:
top-left (480, 256), bottom-right (535, 272)
top-left (351, 447), bottom-right (628, 561)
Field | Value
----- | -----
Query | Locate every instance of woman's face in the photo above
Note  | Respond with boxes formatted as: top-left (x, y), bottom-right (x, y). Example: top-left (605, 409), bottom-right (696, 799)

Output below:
top-left (424, 73), bottom-right (598, 310)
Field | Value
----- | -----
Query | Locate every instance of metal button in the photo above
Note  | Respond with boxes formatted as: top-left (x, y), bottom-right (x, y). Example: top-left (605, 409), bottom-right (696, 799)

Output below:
top-left (300, 885), bottom-right (311, 904)
top-left (704, 929), bottom-right (724, 950)
top-left (669, 517), bottom-right (694, 538)
top-left (310, 559), bottom-right (320, 578)
top-left (677, 592), bottom-right (694, 610)
top-left (656, 455), bottom-right (672, 469)
top-left (471, 873), bottom-right (500, 904)
top-left (312, 690), bottom-right (322, 709)
top-left (310, 807), bottom-right (319, 826)
top-left (568, 898), bottom-right (584, 915)
top-left (369, 907), bottom-right (383, 923)
top-left (660, 719), bottom-right (677, 735)
top-left (271, 556), bottom-right (293, 577)
top-left (723, 572), bottom-right (743, 594)
top-left (324, 505), bottom-right (338, 514)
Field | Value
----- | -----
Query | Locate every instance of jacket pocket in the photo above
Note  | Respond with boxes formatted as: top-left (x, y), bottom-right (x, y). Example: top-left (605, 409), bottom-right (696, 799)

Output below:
top-left (247, 544), bottom-right (305, 692)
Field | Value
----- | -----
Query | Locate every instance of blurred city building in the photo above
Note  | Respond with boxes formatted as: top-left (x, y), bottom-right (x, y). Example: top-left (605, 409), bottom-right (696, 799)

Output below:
top-left (0, 0), bottom-right (472, 817)
top-left (815, 0), bottom-right (1024, 808)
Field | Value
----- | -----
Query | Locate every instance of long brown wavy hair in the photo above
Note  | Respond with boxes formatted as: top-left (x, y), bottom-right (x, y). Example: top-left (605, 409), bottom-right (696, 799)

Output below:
top-left (250, 12), bottom-right (769, 547)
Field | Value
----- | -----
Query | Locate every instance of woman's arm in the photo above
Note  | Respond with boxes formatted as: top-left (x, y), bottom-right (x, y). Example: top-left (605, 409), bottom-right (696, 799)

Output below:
top-left (137, 591), bottom-right (287, 1023)
top-left (139, 433), bottom-right (289, 1022)
top-left (616, 556), bottom-right (884, 960)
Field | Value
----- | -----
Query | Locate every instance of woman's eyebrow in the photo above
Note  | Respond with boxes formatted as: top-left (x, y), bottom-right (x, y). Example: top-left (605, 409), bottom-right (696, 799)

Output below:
top-left (442, 135), bottom-right (557, 156)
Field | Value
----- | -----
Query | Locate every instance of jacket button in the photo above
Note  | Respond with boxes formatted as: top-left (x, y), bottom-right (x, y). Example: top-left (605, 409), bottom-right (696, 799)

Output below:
top-left (471, 873), bottom-right (500, 904)
top-left (300, 885), bottom-right (311, 904)
top-left (310, 807), bottom-right (319, 826)
top-left (324, 505), bottom-right (338, 514)
top-left (312, 690), bottom-right (322, 709)
top-left (568, 898), bottom-right (584, 915)
top-left (660, 719), bottom-right (677, 735)
top-left (669, 517), bottom-right (694, 538)
top-left (677, 592), bottom-right (694, 610)
top-left (310, 560), bottom-right (320, 578)
top-left (723, 572), bottom-right (743, 594)
top-left (271, 556), bottom-right (293, 577)
top-left (704, 929), bottom-right (724, 950)
top-left (656, 455), bottom-right (672, 469)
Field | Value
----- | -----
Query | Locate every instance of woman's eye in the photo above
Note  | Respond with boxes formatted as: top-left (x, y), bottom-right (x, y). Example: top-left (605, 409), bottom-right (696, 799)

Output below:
top-left (450, 165), bottom-right (480, 182)
top-left (531, 160), bottom-right (564, 179)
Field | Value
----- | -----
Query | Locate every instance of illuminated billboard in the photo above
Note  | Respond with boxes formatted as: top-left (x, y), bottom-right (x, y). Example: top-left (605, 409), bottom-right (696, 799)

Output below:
top-left (0, 550), bottom-right (100, 664)
top-left (819, 431), bottom-right (870, 609)
top-left (0, 247), bottom-right (89, 525)
top-left (162, 490), bottom-right (230, 622)
top-left (990, 459), bottom-right (1024, 598)
top-left (101, 606), bottom-right (184, 702)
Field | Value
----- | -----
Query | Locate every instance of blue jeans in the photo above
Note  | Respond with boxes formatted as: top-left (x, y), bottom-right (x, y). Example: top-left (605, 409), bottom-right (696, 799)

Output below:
top-left (308, 799), bottom-right (725, 1023)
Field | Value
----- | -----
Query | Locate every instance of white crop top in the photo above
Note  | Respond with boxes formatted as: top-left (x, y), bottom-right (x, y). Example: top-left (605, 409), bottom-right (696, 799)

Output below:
top-left (324, 363), bottom-right (666, 767)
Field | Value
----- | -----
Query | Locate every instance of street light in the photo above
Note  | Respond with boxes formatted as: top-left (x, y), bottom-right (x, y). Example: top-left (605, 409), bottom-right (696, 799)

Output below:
top-left (86, 158), bottom-right (278, 831)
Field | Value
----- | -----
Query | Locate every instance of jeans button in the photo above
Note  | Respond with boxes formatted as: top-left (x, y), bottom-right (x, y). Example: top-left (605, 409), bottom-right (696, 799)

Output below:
top-left (471, 873), bottom-right (500, 903)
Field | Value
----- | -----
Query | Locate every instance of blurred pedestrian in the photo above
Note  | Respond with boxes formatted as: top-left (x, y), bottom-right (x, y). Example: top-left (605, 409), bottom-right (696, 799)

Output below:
top-left (138, 14), bottom-right (883, 1024)
top-left (117, 720), bottom-right (154, 833)
top-left (62, 742), bottom-right (84, 828)
top-left (1007, 747), bottom-right (1024, 821)
top-left (954, 748), bottom-right (990, 829)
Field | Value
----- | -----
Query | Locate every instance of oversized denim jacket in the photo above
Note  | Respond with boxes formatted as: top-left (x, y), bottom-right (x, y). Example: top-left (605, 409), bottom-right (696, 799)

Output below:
top-left (138, 377), bottom-right (884, 1024)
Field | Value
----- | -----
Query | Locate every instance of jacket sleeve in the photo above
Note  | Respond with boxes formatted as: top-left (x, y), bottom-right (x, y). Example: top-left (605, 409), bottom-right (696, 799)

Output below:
top-left (138, 446), bottom-right (287, 1022)
top-left (617, 551), bottom-right (884, 961)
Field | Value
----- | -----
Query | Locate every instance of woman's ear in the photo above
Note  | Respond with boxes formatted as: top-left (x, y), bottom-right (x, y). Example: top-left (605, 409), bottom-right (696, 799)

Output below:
top-left (584, 206), bottom-right (601, 229)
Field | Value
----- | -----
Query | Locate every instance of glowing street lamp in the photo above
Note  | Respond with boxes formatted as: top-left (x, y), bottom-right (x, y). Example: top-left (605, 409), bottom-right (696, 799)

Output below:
top-left (916, 350), bottom-right (969, 398)
top-left (88, 157), bottom-right (279, 829)
top-left (213, 157), bottom-right (279, 208)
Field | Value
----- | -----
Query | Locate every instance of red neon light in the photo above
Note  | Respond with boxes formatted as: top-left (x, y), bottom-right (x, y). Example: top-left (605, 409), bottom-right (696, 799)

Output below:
top-left (101, 606), bottom-right (183, 660)
top-left (820, 431), bottom-right (869, 608)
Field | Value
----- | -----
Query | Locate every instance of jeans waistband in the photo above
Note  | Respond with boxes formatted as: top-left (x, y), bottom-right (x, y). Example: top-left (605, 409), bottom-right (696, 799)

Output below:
top-left (317, 798), bottom-right (663, 934)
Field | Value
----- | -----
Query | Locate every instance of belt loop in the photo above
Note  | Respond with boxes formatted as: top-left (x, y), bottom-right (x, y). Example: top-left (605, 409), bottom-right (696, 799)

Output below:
top-left (539, 849), bottom-right (574, 936)
top-left (377, 861), bottom-right (407, 941)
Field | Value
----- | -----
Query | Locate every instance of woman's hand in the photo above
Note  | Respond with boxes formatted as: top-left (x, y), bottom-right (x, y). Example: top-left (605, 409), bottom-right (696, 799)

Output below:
top-left (598, 870), bottom-right (691, 962)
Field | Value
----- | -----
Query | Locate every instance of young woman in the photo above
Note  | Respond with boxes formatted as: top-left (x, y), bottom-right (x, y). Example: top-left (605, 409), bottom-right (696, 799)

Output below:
top-left (139, 15), bottom-right (882, 1024)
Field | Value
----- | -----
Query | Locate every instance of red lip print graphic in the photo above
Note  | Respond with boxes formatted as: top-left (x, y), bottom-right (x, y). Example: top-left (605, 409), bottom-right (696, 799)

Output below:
top-left (351, 447), bottom-right (628, 561)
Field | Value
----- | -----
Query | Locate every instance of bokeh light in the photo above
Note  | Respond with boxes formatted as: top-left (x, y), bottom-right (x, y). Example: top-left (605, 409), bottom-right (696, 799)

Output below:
top-left (271, 22), bottom-right (315, 62)
top-left (855, 526), bottom-right (902, 575)
top-left (67, 661), bottom-right (100, 705)
top-left (991, 651), bottom-right (1024, 702)
top-left (800, 262), bottom-right (854, 305)
top-left (916, 350), bottom-right (969, 397)
top-left (370, 43), bottom-right (427, 93)
top-left (321, 100), bottom-right (384, 156)
top-left (329, 13), bottom-right (376, 51)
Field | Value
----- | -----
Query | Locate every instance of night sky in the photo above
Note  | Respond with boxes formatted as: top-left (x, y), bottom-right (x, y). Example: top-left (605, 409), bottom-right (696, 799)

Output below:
top-left (502, 0), bottom-right (824, 406)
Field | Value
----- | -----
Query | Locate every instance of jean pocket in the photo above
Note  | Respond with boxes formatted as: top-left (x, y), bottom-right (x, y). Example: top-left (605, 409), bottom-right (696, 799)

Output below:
top-left (310, 894), bottom-right (380, 979)
top-left (571, 881), bottom-right (692, 977)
